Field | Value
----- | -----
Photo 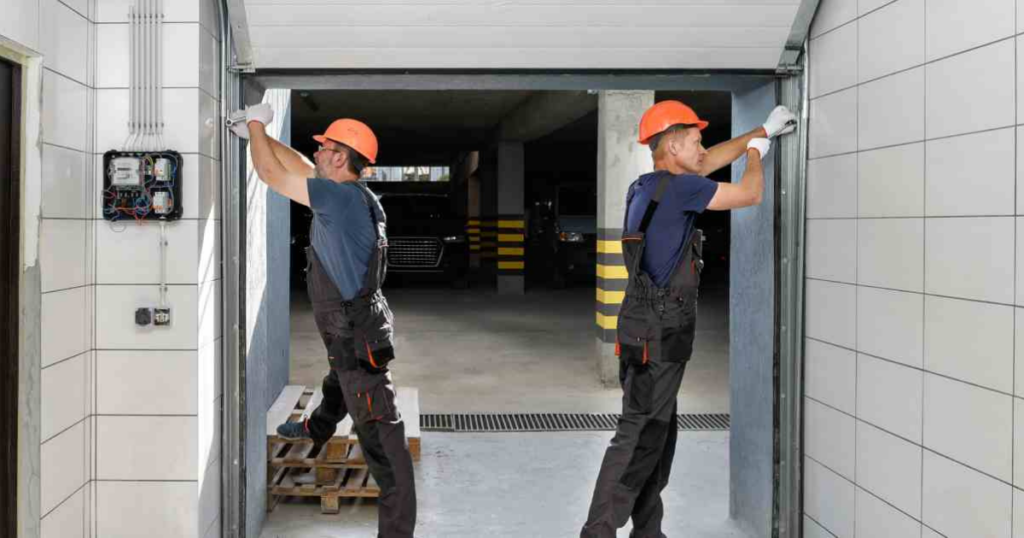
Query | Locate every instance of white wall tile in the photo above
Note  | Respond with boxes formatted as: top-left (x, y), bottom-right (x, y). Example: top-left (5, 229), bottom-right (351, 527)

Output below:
top-left (858, 143), bottom-right (924, 218)
top-left (859, 68), bottom-right (924, 151)
top-left (805, 398), bottom-right (856, 480)
top-left (198, 396), bottom-right (221, 472)
top-left (922, 527), bottom-right (943, 538)
top-left (96, 220), bottom-right (199, 285)
top-left (927, 128), bottom-right (1016, 217)
top-left (97, 351), bottom-right (197, 415)
top-left (804, 516), bottom-right (833, 538)
top-left (1020, 0), bottom-right (1024, 34)
top-left (1017, 310), bottom-right (1024, 396)
top-left (810, 88), bottom-right (858, 159)
top-left (1014, 489), bottom-right (1024, 538)
top-left (811, 0), bottom-right (858, 38)
top-left (41, 421), bottom-right (86, 515)
top-left (811, 22), bottom-right (858, 98)
top-left (1015, 399), bottom-right (1024, 487)
top-left (1018, 129), bottom-right (1024, 216)
top-left (198, 278), bottom-right (221, 348)
top-left (97, 481), bottom-right (199, 538)
top-left (95, 285), bottom-right (198, 349)
top-left (199, 27), bottom-right (218, 98)
top-left (856, 421), bottom-right (923, 518)
top-left (856, 486), bottom-right (922, 538)
top-left (43, 70), bottom-right (88, 152)
top-left (41, 487), bottom-right (84, 538)
top-left (199, 218), bottom-right (221, 283)
top-left (859, 0), bottom-right (896, 16)
top-left (1019, 219), bottom-right (1024, 306)
top-left (97, 88), bottom-right (201, 155)
top-left (201, 0), bottom-right (221, 41)
top-left (924, 374), bottom-right (1013, 482)
top-left (925, 295), bottom-right (1014, 393)
top-left (927, 40), bottom-right (1016, 140)
top-left (197, 154), bottom-right (220, 220)
top-left (923, 451), bottom-right (1013, 538)
top-left (926, 217), bottom-right (1015, 304)
top-left (41, 353), bottom-right (87, 441)
top-left (857, 353), bottom-right (923, 442)
top-left (97, 416), bottom-right (197, 480)
top-left (805, 456), bottom-right (856, 538)
top-left (96, 22), bottom-right (203, 89)
top-left (199, 89), bottom-right (219, 160)
top-left (808, 153), bottom-right (857, 219)
top-left (807, 219), bottom-right (858, 283)
top-left (41, 287), bottom-right (88, 367)
top-left (199, 458), bottom-right (220, 533)
top-left (858, 218), bottom-right (924, 292)
top-left (42, 145), bottom-right (88, 219)
top-left (926, 0), bottom-right (1014, 62)
top-left (203, 518), bottom-right (221, 538)
top-left (858, 0), bottom-right (924, 83)
top-left (40, 0), bottom-right (89, 85)
top-left (40, 219), bottom-right (86, 292)
top-left (806, 280), bottom-right (857, 349)
top-left (806, 339), bottom-right (857, 414)
top-left (857, 287), bottom-right (923, 368)
top-left (0, 0), bottom-right (40, 52)
top-left (97, 0), bottom-right (201, 23)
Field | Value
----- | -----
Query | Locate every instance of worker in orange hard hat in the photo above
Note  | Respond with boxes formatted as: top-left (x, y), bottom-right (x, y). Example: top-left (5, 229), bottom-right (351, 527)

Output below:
top-left (230, 104), bottom-right (417, 537)
top-left (580, 100), bottom-right (797, 538)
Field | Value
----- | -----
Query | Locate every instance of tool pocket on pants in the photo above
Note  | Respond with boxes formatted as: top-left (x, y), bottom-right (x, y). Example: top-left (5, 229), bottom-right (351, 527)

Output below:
top-left (352, 377), bottom-right (397, 425)
top-left (661, 297), bottom-right (697, 363)
top-left (623, 362), bottom-right (654, 415)
top-left (353, 302), bottom-right (396, 370)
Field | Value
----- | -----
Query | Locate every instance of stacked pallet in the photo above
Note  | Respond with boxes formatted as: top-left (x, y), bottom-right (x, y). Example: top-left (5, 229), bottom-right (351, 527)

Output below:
top-left (266, 385), bottom-right (420, 514)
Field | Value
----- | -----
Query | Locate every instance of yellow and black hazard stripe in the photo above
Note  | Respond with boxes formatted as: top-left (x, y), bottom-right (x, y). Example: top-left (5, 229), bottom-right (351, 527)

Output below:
top-left (496, 215), bottom-right (525, 275)
top-left (595, 228), bottom-right (627, 343)
top-left (467, 218), bottom-right (481, 254)
top-left (479, 217), bottom-right (498, 263)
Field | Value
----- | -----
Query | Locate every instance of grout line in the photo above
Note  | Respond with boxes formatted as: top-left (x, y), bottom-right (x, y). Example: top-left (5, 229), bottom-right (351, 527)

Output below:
top-left (40, 416), bottom-right (89, 447)
top-left (921, 27), bottom-right (929, 534)
top-left (803, 513), bottom-right (841, 538)
top-left (806, 276), bottom-right (1017, 309)
top-left (39, 481), bottom-right (88, 522)
top-left (1013, 17), bottom-right (1018, 536)
top-left (809, 125), bottom-right (1018, 163)
top-left (808, 214), bottom-right (1017, 221)
top-left (42, 66), bottom-right (92, 91)
top-left (41, 350), bottom-right (91, 372)
top-left (806, 337), bottom-right (1021, 401)
top-left (93, 479), bottom-right (199, 483)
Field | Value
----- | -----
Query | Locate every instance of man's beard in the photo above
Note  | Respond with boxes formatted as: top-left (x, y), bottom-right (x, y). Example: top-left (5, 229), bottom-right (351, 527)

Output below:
top-left (314, 163), bottom-right (327, 178)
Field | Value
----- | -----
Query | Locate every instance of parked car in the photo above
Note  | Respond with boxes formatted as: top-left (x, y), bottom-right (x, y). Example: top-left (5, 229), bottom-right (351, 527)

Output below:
top-left (528, 183), bottom-right (597, 288)
top-left (378, 193), bottom-right (469, 287)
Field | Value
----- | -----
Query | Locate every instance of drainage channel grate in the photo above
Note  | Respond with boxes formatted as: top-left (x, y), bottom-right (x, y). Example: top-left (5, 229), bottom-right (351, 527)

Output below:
top-left (420, 413), bottom-right (729, 433)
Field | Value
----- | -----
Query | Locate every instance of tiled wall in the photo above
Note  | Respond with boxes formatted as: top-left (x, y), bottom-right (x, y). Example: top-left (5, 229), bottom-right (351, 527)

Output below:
top-left (4, 0), bottom-right (223, 536)
top-left (805, 0), bottom-right (1023, 536)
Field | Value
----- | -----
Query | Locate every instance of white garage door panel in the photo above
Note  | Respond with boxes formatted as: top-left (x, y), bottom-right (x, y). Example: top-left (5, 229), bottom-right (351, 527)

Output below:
top-left (252, 26), bottom-right (789, 50)
top-left (253, 46), bottom-right (786, 70)
top-left (246, 5), bottom-right (800, 28)
top-left (244, 0), bottom-right (801, 69)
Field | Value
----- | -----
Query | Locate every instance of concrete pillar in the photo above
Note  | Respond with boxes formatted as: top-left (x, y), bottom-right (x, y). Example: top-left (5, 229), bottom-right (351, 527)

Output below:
top-left (594, 90), bottom-right (654, 385)
top-left (496, 141), bottom-right (525, 295)
top-left (478, 149), bottom-right (499, 285)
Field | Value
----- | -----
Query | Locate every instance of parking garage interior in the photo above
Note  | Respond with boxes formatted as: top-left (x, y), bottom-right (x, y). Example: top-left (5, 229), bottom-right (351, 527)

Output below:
top-left (261, 88), bottom-right (742, 536)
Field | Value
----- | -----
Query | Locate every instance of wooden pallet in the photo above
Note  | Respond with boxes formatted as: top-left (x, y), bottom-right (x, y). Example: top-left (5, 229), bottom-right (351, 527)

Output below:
top-left (266, 384), bottom-right (420, 512)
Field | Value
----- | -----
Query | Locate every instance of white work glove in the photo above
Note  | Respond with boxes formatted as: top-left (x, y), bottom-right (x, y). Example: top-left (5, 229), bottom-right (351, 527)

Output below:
top-left (227, 110), bottom-right (250, 139)
top-left (246, 103), bottom-right (274, 128)
top-left (762, 105), bottom-right (797, 138)
top-left (747, 138), bottom-right (771, 159)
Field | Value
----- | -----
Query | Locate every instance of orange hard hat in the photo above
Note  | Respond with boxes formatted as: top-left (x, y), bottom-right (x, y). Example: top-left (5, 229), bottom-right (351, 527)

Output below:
top-left (637, 100), bottom-right (709, 145)
top-left (313, 119), bottom-right (379, 164)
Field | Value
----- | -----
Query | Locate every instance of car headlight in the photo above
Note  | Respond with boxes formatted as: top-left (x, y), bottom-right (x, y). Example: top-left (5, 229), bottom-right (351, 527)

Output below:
top-left (559, 232), bottom-right (585, 243)
top-left (443, 235), bottom-right (467, 243)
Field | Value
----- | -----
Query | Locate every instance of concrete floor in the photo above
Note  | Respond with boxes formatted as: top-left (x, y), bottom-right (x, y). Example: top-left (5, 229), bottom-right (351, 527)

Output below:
top-left (265, 280), bottom-right (736, 537)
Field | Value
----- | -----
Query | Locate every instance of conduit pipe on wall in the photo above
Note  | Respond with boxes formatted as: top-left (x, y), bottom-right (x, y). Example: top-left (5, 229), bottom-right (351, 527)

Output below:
top-left (123, 0), bottom-right (164, 152)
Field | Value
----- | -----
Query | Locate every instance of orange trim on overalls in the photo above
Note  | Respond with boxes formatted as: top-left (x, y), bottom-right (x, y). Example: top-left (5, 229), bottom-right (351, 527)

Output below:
top-left (643, 341), bottom-right (649, 365)
top-left (365, 340), bottom-right (379, 368)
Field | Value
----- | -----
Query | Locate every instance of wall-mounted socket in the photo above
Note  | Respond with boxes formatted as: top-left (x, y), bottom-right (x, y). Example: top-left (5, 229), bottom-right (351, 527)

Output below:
top-left (154, 308), bottom-right (172, 326)
top-left (135, 307), bottom-right (152, 326)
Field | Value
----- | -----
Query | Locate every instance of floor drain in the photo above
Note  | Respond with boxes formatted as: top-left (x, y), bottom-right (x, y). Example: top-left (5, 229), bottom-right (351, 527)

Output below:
top-left (419, 413), bottom-right (729, 432)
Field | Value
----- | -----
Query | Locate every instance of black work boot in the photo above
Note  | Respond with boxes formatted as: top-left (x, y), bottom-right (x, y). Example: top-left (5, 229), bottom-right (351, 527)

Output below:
top-left (276, 418), bottom-right (312, 441)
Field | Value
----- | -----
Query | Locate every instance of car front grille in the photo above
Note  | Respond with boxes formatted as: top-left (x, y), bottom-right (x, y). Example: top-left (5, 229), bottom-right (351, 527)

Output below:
top-left (388, 237), bottom-right (443, 268)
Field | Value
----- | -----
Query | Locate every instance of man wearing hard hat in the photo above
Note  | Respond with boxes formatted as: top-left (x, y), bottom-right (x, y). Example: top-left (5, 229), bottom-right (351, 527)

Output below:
top-left (580, 101), bottom-right (797, 538)
top-left (230, 104), bottom-right (416, 537)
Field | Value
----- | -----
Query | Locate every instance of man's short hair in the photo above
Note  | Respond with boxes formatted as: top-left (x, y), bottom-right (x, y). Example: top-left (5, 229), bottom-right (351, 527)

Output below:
top-left (648, 123), bottom-right (696, 154)
top-left (339, 144), bottom-right (369, 175)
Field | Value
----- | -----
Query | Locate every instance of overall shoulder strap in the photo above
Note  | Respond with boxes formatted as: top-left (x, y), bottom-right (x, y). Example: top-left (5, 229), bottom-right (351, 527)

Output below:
top-left (637, 174), bottom-right (671, 234)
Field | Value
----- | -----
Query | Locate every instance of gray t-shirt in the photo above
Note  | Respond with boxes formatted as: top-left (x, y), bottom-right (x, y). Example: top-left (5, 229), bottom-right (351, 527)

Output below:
top-left (307, 178), bottom-right (376, 300)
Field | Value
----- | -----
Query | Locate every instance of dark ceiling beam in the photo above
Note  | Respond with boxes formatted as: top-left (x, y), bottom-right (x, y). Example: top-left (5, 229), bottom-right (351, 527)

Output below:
top-left (498, 90), bottom-right (597, 142)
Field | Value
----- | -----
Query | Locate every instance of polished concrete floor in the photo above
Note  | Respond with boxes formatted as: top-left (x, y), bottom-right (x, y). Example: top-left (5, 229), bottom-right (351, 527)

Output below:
top-left (263, 279), bottom-right (736, 538)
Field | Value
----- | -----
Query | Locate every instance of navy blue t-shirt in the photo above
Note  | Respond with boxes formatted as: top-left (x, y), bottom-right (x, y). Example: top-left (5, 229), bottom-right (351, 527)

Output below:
top-left (624, 171), bottom-right (719, 287)
top-left (307, 178), bottom-right (377, 300)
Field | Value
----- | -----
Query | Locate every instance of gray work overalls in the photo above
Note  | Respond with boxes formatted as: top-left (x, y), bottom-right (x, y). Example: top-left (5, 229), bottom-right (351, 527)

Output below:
top-left (304, 182), bottom-right (416, 538)
top-left (582, 175), bottom-right (703, 538)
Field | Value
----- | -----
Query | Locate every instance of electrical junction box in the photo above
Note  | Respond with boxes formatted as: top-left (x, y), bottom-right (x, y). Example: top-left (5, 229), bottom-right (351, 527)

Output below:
top-left (102, 150), bottom-right (183, 221)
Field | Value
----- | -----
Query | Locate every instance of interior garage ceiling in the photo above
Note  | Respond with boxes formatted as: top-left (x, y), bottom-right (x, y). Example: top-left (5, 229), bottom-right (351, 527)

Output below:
top-left (242, 0), bottom-right (804, 70)
top-left (291, 90), bottom-right (731, 166)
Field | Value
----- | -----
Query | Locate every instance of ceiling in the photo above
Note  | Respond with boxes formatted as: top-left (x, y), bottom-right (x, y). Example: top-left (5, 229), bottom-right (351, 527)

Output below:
top-left (241, 0), bottom-right (805, 70)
